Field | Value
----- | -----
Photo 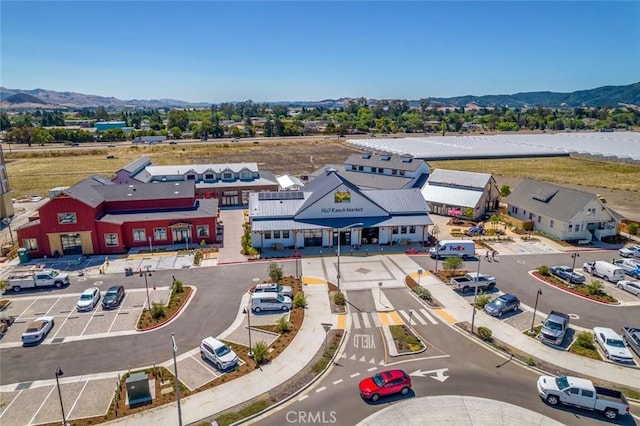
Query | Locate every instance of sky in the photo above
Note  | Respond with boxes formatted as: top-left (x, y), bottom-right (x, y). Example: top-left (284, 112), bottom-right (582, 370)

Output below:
top-left (1, 1), bottom-right (639, 103)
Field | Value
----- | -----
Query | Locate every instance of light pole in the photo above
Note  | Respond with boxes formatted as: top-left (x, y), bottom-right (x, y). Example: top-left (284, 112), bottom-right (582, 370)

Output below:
top-left (139, 266), bottom-right (152, 310)
top-left (2, 217), bottom-right (14, 246)
top-left (571, 252), bottom-right (580, 274)
top-left (470, 257), bottom-right (482, 335)
top-left (171, 333), bottom-right (183, 426)
top-left (530, 289), bottom-right (543, 334)
top-left (247, 278), bottom-right (259, 358)
top-left (336, 222), bottom-right (363, 292)
top-left (55, 367), bottom-right (66, 426)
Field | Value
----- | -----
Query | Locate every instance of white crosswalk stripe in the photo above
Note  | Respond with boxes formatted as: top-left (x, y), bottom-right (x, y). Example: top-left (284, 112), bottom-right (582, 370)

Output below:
top-left (419, 308), bottom-right (438, 325)
top-left (352, 313), bottom-right (361, 329)
top-left (349, 310), bottom-right (439, 330)
top-left (361, 313), bottom-right (371, 328)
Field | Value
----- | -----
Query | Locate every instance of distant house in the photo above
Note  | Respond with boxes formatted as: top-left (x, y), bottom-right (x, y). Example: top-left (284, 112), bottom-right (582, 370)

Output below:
top-left (94, 121), bottom-right (127, 132)
top-left (503, 179), bottom-right (621, 242)
top-left (421, 169), bottom-right (500, 220)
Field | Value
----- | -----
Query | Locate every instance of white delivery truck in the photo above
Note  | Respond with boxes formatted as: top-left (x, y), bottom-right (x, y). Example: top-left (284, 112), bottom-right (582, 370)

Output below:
top-left (583, 261), bottom-right (625, 283)
top-left (429, 240), bottom-right (475, 259)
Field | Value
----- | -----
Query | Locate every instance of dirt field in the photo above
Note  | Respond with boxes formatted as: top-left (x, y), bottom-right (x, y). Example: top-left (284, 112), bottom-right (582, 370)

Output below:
top-left (6, 139), bottom-right (640, 221)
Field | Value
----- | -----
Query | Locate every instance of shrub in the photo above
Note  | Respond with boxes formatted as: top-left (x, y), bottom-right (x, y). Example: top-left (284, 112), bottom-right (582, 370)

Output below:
top-left (575, 331), bottom-right (596, 350)
top-left (172, 278), bottom-right (184, 293)
top-left (150, 302), bottom-right (166, 319)
top-left (443, 257), bottom-right (463, 274)
top-left (252, 341), bottom-right (269, 364)
top-left (412, 286), bottom-right (432, 301)
top-left (475, 293), bottom-right (491, 309)
top-left (334, 292), bottom-right (346, 306)
top-left (268, 262), bottom-right (284, 283)
top-left (526, 357), bottom-right (536, 366)
top-left (538, 265), bottom-right (550, 276)
top-left (477, 326), bottom-right (493, 341)
top-left (293, 292), bottom-right (307, 308)
top-left (276, 316), bottom-right (291, 333)
top-left (193, 250), bottom-right (203, 265)
top-left (587, 280), bottom-right (605, 296)
top-left (628, 222), bottom-right (639, 236)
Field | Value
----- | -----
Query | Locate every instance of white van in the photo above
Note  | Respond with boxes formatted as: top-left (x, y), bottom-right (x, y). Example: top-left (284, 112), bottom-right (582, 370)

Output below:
top-left (429, 240), bottom-right (476, 259)
top-left (251, 293), bottom-right (292, 313)
top-left (584, 260), bottom-right (625, 283)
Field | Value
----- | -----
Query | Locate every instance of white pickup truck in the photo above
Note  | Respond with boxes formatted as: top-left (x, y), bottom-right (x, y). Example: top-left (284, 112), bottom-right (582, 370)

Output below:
top-left (450, 272), bottom-right (496, 293)
top-left (537, 375), bottom-right (630, 419)
top-left (6, 269), bottom-right (70, 292)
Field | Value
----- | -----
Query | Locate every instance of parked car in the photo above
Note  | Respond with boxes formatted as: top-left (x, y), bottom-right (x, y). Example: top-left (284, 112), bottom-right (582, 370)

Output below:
top-left (102, 285), bottom-right (125, 309)
top-left (169, 141), bottom-right (177, 145)
top-left (619, 245), bottom-right (640, 259)
top-left (593, 327), bottom-right (634, 364)
top-left (107, 144), bottom-right (116, 148)
top-left (200, 337), bottom-right (239, 370)
top-left (613, 258), bottom-right (640, 279)
top-left (22, 316), bottom-right (54, 345)
top-left (253, 283), bottom-right (293, 298)
top-left (582, 261), bottom-right (625, 283)
top-left (77, 287), bottom-right (101, 312)
top-left (251, 293), bottom-right (292, 312)
top-left (359, 369), bottom-right (411, 402)
top-left (617, 280), bottom-right (640, 296)
top-left (484, 293), bottom-right (520, 317)
top-left (622, 327), bottom-right (640, 356)
top-left (549, 265), bottom-right (585, 284)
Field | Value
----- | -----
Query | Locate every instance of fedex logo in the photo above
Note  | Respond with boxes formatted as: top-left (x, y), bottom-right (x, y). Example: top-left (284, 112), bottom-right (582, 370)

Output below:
top-left (450, 245), bottom-right (466, 251)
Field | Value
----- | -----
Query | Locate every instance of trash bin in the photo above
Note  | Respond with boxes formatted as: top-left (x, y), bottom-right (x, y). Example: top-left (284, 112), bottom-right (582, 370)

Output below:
top-left (17, 248), bottom-right (30, 264)
top-left (124, 267), bottom-right (133, 277)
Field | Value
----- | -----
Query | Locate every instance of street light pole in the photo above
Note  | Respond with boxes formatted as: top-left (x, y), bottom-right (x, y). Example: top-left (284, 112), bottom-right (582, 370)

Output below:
top-left (571, 252), bottom-right (580, 274)
top-left (140, 266), bottom-right (152, 310)
top-left (171, 333), bottom-right (183, 426)
top-left (336, 222), bottom-right (363, 292)
top-left (530, 289), bottom-right (543, 334)
top-left (2, 217), bottom-right (14, 246)
top-left (470, 257), bottom-right (482, 335)
top-left (55, 367), bottom-right (66, 426)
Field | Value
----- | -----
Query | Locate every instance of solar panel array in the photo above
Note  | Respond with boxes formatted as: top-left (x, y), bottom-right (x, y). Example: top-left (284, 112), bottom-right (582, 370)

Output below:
top-left (258, 191), bottom-right (304, 201)
top-left (347, 132), bottom-right (640, 161)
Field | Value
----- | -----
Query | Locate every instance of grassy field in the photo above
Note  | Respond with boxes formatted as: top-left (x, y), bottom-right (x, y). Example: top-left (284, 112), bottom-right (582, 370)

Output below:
top-left (6, 140), bottom-right (640, 199)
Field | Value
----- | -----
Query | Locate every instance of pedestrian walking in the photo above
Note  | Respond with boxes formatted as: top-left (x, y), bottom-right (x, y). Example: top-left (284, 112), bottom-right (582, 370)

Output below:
top-left (492, 250), bottom-right (498, 261)
top-left (485, 250), bottom-right (491, 262)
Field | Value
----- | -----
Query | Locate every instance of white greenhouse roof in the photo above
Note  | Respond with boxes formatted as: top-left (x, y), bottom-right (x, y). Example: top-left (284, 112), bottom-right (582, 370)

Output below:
top-left (347, 132), bottom-right (640, 161)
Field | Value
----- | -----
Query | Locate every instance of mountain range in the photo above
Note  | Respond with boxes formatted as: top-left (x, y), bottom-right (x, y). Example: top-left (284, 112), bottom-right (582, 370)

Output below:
top-left (1, 82), bottom-right (639, 110)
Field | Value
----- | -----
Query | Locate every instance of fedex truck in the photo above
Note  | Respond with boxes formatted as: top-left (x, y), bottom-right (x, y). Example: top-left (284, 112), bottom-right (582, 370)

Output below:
top-left (429, 240), bottom-right (476, 259)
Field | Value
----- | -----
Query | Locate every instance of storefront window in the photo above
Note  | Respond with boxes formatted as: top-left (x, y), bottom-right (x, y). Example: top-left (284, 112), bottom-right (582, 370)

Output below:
top-left (105, 234), bottom-right (119, 247)
top-left (154, 228), bottom-right (167, 240)
top-left (23, 238), bottom-right (38, 251)
top-left (197, 225), bottom-right (210, 238)
top-left (133, 229), bottom-right (146, 242)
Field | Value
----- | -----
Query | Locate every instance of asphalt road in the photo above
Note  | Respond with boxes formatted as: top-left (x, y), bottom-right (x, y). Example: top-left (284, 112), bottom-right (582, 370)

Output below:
top-left (257, 287), bottom-right (636, 426)
top-left (0, 261), bottom-right (296, 384)
top-left (410, 252), bottom-right (640, 331)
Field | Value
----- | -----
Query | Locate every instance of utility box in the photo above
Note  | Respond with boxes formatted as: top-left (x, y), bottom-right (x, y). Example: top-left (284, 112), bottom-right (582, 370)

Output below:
top-left (17, 248), bottom-right (30, 263)
top-left (126, 372), bottom-right (152, 407)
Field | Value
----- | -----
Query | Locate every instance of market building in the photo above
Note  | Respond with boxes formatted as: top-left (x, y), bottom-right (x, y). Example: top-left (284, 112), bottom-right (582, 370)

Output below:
top-left (16, 176), bottom-right (218, 257)
top-left (249, 168), bottom-right (433, 250)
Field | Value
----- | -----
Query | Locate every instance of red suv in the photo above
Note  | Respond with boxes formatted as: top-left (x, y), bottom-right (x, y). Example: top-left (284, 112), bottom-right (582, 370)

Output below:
top-left (359, 369), bottom-right (412, 402)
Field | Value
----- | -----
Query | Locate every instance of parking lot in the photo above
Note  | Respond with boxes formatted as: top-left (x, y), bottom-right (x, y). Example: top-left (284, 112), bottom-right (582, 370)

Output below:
top-left (0, 287), bottom-right (171, 348)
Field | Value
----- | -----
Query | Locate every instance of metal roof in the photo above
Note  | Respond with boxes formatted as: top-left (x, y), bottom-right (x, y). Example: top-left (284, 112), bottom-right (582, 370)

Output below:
top-left (99, 199), bottom-right (218, 225)
top-left (248, 193), bottom-right (307, 218)
top-left (421, 184), bottom-right (483, 208)
top-left (119, 156), bottom-right (152, 174)
top-left (276, 174), bottom-right (305, 189)
top-left (95, 181), bottom-right (195, 201)
top-left (428, 169), bottom-right (491, 189)
top-left (363, 188), bottom-right (431, 213)
top-left (144, 162), bottom-right (259, 176)
top-left (345, 153), bottom-right (422, 171)
top-left (60, 175), bottom-right (113, 208)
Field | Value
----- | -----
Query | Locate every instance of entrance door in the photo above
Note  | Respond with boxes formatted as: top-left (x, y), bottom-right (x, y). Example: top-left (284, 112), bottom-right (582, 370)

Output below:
top-left (362, 227), bottom-right (379, 245)
top-left (173, 228), bottom-right (191, 245)
top-left (61, 233), bottom-right (82, 255)
top-left (333, 230), bottom-right (351, 246)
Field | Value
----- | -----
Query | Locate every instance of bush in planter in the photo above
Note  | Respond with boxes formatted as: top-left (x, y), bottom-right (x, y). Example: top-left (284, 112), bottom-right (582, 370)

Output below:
top-left (574, 331), bottom-right (596, 350)
top-left (252, 341), bottom-right (269, 364)
top-left (587, 280), bottom-right (605, 296)
top-left (151, 302), bottom-right (166, 320)
top-left (628, 222), bottom-right (639, 235)
top-left (477, 326), bottom-right (492, 341)
top-left (412, 286), bottom-right (432, 301)
top-left (537, 265), bottom-right (550, 277)
top-left (268, 262), bottom-right (284, 283)
top-left (475, 293), bottom-right (491, 309)
top-left (293, 292), bottom-right (306, 308)
top-left (334, 292), bottom-right (346, 306)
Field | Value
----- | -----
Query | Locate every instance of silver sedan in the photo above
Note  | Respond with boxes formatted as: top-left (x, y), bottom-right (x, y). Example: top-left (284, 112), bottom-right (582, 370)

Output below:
top-left (617, 280), bottom-right (640, 297)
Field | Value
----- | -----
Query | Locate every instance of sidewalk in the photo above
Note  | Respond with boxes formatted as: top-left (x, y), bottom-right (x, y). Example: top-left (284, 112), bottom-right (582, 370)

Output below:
top-left (104, 279), bottom-right (332, 426)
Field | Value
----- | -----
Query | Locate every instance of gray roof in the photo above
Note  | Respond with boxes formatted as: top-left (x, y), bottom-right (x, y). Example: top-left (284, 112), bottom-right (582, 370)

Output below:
top-left (345, 153), bottom-right (422, 172)
top-left (120, 156), bottom-right (152, 174)
top-left (248, 193), bottom-right (307, 218)
top-left (144, 162), bottom-right (259, 176)
top-left (309, 165), bottom-right (413, 190)
top-left (504, 179), bottom-right (598, 222)
top-left (363, 188), bottom-right (431, 214)
top-left (61, 175), bottom-right (113, 208)
top-left (99, 199), bottom-right (218, 225)
top-left (427, 169), bottom-right (492, 189)
top-left (94, 181), bottom-right (195, 201)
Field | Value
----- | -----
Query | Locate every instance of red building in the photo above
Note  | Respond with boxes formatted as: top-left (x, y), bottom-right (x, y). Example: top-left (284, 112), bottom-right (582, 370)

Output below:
top-left (16, 175), bottom-right (218, 257)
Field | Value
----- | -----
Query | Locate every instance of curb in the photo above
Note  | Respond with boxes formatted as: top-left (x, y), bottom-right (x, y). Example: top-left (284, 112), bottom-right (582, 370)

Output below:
top-left (381, 324), bottom-right (427, 357)
top-left (528, 270), bottom-right (621, 306)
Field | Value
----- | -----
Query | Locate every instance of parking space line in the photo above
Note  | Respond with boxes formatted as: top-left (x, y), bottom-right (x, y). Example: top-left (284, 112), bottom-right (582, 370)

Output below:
top-left (80, 309), bottom-right (102, 336)
top-left (18, 298), bottom-right (40, 320)
top-left (0, 389), bottom-right (22, 421)
top-left (44, 297), bottom-right (62, 316)
top-left (190, 353), bottom-right (222, 379)
top-left (107, 299), bottom-right (129, 333)
top-left (50, 306), bottom-right (80, 341)
top-left (67, 380), bottom-right (89, 419)
top-left (27, 385), bottom-right (56, 426)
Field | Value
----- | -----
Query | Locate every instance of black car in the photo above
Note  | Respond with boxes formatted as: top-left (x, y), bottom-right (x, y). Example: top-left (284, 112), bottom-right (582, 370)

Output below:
top-left (484, 293), bottom-right (520, 317)
top-left (102, 285), bottom-right (125, 309)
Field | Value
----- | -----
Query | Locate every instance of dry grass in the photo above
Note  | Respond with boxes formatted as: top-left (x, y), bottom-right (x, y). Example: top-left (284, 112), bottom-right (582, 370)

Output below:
top-left (6, 140), bottom-right (640, 199)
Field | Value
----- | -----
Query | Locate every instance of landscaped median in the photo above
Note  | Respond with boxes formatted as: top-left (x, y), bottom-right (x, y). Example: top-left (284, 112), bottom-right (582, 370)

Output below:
top-left (530, 265), bottom-right (618, 304)
top-left (137, 279), bottom-right (194, 331)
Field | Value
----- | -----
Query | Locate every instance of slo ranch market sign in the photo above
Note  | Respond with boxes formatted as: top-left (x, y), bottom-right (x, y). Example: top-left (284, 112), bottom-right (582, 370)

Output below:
top-left (320, 206), bottom-right (364, 214)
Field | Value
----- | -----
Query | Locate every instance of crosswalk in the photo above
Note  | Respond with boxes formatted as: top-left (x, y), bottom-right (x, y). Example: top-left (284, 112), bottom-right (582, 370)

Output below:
top-left (350, 308), bottom-right (439, 330)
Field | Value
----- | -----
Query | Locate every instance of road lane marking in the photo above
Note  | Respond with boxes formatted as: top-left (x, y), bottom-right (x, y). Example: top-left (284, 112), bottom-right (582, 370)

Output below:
top-left (398, 310), bottom-right (414, 325)
top-left (333, 379), bottom-right (343, 385)
top-left (315, 386), bottom-right (326, 393)
top-left (298, 395), bottom-right (308, 401)
top-left (371, 314), bottom-right (381, 327)
top-left (433, 309), bottom-right (457, 324)
top-left (350, 373), bottom-right (360, 378)
top-left (352, 313), bottom-right (361, 329)
top-left (361, 313), bottom-right (371, 328)
top-left (420, 308), bottom-right (438, 325)
top-left (367, 367), bottom-right (377, 372)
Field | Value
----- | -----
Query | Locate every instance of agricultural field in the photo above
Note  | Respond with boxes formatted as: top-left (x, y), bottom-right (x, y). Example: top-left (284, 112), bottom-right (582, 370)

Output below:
top-left (5, 139), bottom-right (640, 220)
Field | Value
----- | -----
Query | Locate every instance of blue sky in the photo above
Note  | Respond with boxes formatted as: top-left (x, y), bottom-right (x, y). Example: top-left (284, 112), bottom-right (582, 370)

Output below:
top-left (2, 1), bottom-right (639, 102)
